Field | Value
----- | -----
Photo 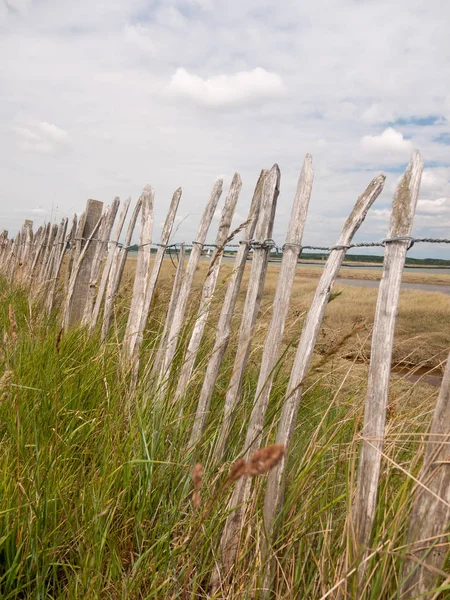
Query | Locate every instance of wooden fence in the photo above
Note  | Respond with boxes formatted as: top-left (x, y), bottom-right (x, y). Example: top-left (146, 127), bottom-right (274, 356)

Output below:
top-left (1, 149), bottom-right (450, 598)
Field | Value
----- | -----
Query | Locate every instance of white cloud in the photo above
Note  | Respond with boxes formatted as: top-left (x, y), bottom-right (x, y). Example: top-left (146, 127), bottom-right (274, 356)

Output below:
top-left (420, 169), bottom-right (450, 195)
top-left (371, 208), bottom-right (391, 220)
top-left (124, 24), bottom-right (154, 55)
top-left (0, 0), bottom-right (449, 259)
top-left (13, 127), bottom-right (41, 142)
top-left (360, 127), bottom-right (413, 159)
top-left (13, 118), bottom-right (68, 154)
top-left (417, 198), bottom-right (450, 216)
top-left (4, 0), bottom-right (32, 15)
top-left (38, 121), bottom-right (68, 142)
top-left (167, 67), bottom-right (287, 108)
top-left (361, 103), bottom-right (397, 125)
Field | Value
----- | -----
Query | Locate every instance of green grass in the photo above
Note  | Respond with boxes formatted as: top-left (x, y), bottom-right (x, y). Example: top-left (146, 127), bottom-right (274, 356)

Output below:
top-left (0, 278), bottom-right (447, 599)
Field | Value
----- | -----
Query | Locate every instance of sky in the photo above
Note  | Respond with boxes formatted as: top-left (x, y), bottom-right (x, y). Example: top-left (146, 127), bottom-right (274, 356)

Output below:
top-left (1, 0), bottom-right (450, 258)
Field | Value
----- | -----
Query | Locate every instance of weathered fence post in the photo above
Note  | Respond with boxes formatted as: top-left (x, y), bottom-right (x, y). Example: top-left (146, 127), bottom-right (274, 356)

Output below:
top-left (101, 197), bottom-right (141, 341)
top-left (4, 238), bottom-right (14, 281)
top-left (188, 170), bottom-right (266, 449)
top-left (261, 173), bottom-right (386, 596)
top-left (81, 198), bottom-right (120, 326)
top-left (18, 220), bottom-right (33, 283)
top-left (352, 152), bottom-right (422, 590)
top-left (214, 155), bottom-right (314, 581)
top-left (158, 179), bottom-right (223, 388)
top-left (174, 174), bottom-right (241, 402)
top-left (212, 164), bottom-right (280, 463)
top-left (46, 218), bottom-right (70, 313)
top-left (40, 224), bottom-right (59, 291)
top-left (127, 188), bottom-right (182, 362)
top-left (402, 350), bottom-right (450, 598)
top-left (30, 223), bottom-right (50, 282)
top-left (64, 199), bottom-right (104, 327)
top-left (0, 230), bottom-right (8, 272)
top-left (123, 186), bottom-right (155, 357)
top-left (62, 203), bottom-right (104, 330)
top-left (147, 243), bottom-right (186, 382)
top-left (66, 213), bottom-right (81, 289)
top-left (89, 199), bottom-right (129, 331)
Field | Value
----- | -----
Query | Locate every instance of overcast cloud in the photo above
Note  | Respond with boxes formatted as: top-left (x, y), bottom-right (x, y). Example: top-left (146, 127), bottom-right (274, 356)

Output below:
top-left (1, 0), bottom-right (449, 257)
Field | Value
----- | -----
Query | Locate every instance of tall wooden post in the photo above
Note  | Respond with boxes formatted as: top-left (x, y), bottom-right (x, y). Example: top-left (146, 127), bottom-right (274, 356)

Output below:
top-left (67, 199), bottom-right (103, 327)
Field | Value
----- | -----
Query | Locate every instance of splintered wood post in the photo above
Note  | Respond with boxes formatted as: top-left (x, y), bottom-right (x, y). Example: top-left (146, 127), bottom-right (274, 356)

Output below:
top-left (402, 350), bottom-right (450, 598)
top-left (40, 220), bottom-right (64, 297)
top-left (18, 220), bottom-right (33, 284)
top-left (261, 172), bottom-right (387, 596)
top-left (123, 186), bottom-right (155, 358)
top-left (188, 170), bottom-right (266, 449)
top-left (81, 197), bottom-right (120, 327)
top-left (62, 206), bottom-right (104, 330)
top-left (90, 198), bottom-right (130, 331)
top-left (130, 188), bottom-right (182, 361)
top-left (213, 164), bottom-right (280, 463)
top-left (174, 175), bottom-right (242, 402)
top-left (27, 226), bottom-right (42, 280)
top-left (37, 224), bottom-right (53, 283)
top-left (40, 224), bottom-right (59, 289)
top-left (101, 198), bottom-right (142, 342)
top-left (4, 233), bottom-right (14, 278)
top-left (6, 238), bottom-right (15, 281)
top-left (352, 152), bottom-right (423, 583)
top-left (46, 218), bottom-right (69, 313)
top-left (10, 232), bottom-right (22, 281)
top-left (30, 223), bottom-right (50, 281)
top-left (215, 155), bottom-right (314, 580)
top-left (0, 231), bottom-right (8, 272)
top-left (72, 211), bottom-right (87, 267)
top-left (148, 244), bottom-right (186, 381)
top-left (65, 199), bottom-right (104, 327)
top-left (158, 179), bottom-right (223, 388)
top-left (66, 213), bottom-right (80, 288)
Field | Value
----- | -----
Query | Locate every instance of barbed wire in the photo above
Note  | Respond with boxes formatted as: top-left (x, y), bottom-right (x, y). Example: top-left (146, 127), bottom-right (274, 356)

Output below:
top-left (115, 236), bottom-right (450, 254)
top-left (2, 236), bottom-right (450, 256)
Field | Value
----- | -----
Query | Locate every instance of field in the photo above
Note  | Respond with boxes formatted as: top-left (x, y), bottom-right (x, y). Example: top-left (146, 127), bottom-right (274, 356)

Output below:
top-left (124, 258), bottom-right (450, 373)
top-left (1, 258), bottom-right (449, 598)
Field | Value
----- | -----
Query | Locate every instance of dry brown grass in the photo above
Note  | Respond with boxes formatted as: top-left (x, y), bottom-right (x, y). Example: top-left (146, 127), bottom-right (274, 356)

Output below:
top-left (292, 262), bottom-right (450, 286)
top-left (123, 256), bottom-right (450, 375)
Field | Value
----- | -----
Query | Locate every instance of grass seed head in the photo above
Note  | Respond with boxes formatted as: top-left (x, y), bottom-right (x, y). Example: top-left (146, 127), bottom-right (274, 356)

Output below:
top-left (0, 370), bottom-right (13, 402)
top-left (246, 444), bottom-right (285, 476)
top-left (192, 463), bottom-right (203, 508)
top-left (226, 458), bottom-right (247, 484)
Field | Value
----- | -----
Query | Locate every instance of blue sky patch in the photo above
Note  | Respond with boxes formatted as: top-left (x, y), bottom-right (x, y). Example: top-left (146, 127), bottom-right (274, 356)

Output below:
top-left (433, 132), bottom-right (450, 145)
top-left (392, 115), bottom-right (444, 127)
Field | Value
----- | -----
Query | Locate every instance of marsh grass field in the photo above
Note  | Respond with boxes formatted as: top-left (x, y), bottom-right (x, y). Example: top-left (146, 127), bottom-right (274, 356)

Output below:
top-left (1, 257), bottom-right (449, 598)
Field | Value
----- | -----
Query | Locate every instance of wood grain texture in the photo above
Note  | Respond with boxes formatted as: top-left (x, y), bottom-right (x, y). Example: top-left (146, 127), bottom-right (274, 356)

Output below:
top-left (148, 244), bottom-right (186, 382)
top-left (129, 187), bottom-right (182, 360)
top-left (353, 152), bottom-right (422, 575)
top-left (402, 350), bottom-right (450, 598)
top-left (46, 218), bottom-right (70, 313)
top-left (67, 199), bottom-right (104, 327)
top-left (82, 197), bottom-right (120, 327)
top-left (123, 186), bottom-right (155, 357)
top-left (188, 170), bottom-right (266, 449)
top-left (213, 164), bottom-right (280, 463)
top-left (158, 179), bottom-right (223, 388)
top-left (90, 198), bottom-right (130, 331)
top-left (261, 172), bottom-right (386, 597)
top-left (217, 156), bottom-right (314, 578)
top-left (101, 197), bottom-right (142, 341)
top-left (62, 210), bottom-right (104, 330)
top-left (174, 175), bottom-right (241, 402)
